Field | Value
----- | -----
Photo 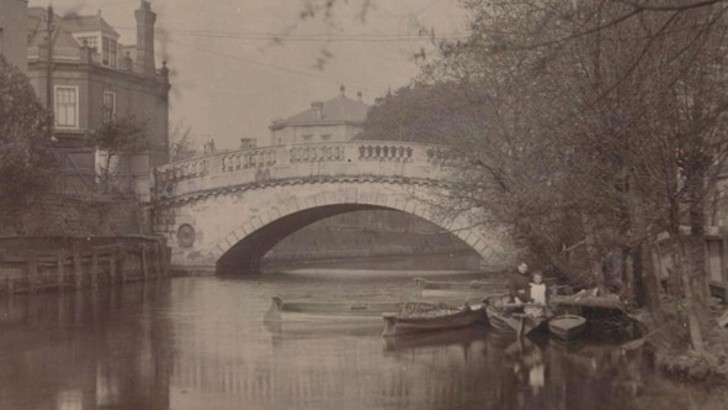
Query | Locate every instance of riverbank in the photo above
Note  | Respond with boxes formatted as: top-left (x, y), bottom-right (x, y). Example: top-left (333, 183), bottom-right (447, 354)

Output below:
top-left (630, 298), bottom-right (728, 382)
top-left (0, 236), bottom-right (170, 294)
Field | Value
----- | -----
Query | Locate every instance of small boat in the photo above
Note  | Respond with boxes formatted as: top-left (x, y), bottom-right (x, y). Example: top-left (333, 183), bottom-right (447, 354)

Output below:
top-left (414, 277), bottom-right (508, 301)
top-left (485, 305), bottom-right (550, 337)
top-left (548, 314), bottom-right (587, 340)
top-left (263, 296), bottom-right (414, 323)
top-left (381, 304), bottom-right (488, 337)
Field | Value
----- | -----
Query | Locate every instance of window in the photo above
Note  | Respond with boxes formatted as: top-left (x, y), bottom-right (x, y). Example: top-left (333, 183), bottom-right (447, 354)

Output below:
top-left (302, 134), bottom-right (313, 141)
top-left (102, 91), bottom-right (116, 123)
top-left (55, 86), bottom-right (78, 128)
top-left (102, 37), bottom-right (117, 67)
top-left (320, 134), bottom-right (331, 141)
top-left (77, 35), bottom-right (98, 50)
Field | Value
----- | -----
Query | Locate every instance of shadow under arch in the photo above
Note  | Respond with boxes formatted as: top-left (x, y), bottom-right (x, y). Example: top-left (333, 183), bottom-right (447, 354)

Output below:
top-left (215, 204), bottom-right (482, 275)
top-left (218, 205), bottom-right (393, 274)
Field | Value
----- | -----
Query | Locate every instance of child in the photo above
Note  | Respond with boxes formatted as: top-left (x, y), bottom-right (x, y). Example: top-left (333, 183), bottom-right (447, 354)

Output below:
top-left (525, 272), bottom-right (547, 317)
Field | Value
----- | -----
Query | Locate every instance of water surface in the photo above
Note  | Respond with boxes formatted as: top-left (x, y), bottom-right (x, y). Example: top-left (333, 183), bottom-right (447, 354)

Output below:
top-left (0, 268), bottom-right (725, 410)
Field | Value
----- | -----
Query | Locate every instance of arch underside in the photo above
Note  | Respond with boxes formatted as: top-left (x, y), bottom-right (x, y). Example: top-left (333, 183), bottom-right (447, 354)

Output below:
top-left (217, 204), bottom-right (396, 274)
top-left (214, 202), bottom-right (511, 275)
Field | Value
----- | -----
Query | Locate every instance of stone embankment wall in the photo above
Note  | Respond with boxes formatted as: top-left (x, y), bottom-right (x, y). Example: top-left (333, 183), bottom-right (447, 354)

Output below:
top-left (14, 197), bottom-right (147, 237)
top-left (0, 236), bottom-right (169, 294)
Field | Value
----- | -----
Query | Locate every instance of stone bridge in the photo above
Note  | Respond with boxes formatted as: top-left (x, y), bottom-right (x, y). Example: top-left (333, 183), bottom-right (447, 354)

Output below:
top-left (152, 141), bottom-right (515, 274)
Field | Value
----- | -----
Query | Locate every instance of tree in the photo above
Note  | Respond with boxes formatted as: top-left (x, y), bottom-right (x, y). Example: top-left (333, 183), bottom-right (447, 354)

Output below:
top-left (0, 55), bottom-right (55, 234)
top-left (169, 122), bottom-right (197, 162)
top-left (360, 0), bottom-right (728, 364)
top-left (90, 114), bottom-right (149, 194)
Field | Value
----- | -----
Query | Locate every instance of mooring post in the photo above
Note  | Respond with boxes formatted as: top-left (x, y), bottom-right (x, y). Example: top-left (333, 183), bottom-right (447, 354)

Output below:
top-left (91, 249), bottom-right (99, 288)
top-left (154, 241), bottom-right (162, 278)
top-left (119, 246), bottom-right (128, 283)
top-left (27, 253), bottom-right (38, 294)
top-left (5, 274), bottom-right (11, 295)
top-left (73, 243), bottom-right (83, 290)
top-left (141, 243), bottom-right (149, 280)
top-left (57, 250), bottom-right (65, 290)
top-left (109, 248), bottom-right (117, 285)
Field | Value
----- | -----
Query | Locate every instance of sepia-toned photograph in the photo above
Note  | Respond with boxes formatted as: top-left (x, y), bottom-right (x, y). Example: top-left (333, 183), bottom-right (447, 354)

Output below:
top-left (1, 0), bottom-right (728, 408)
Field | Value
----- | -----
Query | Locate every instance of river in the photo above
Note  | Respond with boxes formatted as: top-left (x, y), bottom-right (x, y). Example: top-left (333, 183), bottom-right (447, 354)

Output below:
top-left (0, 262), bottom-right (725, 410)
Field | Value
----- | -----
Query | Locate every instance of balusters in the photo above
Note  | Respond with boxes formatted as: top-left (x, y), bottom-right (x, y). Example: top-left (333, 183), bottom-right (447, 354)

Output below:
top-left (426, 147), bottom-right (462, 165)
top-left (289, 145), bottom-right (345, 163)
top-left (357, 144), bottom-right (414, 161)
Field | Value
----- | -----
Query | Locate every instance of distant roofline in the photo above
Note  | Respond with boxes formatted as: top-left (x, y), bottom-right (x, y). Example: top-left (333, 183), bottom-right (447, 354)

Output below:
top-left (270, 93), bottom-right (370, 131)
top-left (269, 119), bottom-right (365, 131)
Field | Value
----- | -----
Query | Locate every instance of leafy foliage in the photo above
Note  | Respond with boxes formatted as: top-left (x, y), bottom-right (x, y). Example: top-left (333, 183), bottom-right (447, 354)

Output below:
top-left (90, 114), bottom-right (150, 193)
top-left (0, 55), bottom-right (54, 233)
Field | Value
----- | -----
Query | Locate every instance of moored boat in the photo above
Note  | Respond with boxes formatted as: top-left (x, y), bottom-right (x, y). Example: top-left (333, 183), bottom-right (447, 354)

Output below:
top-left (548, 314), bottom-right (587, 340)
top-left (264, 296), bottom-right (415, 323)
top-left (381, 304), bottom-right (488, 337)
top-left (484, 293), bottom-right (551, 337)
top-left (414, 277), bottom-right (508, 301)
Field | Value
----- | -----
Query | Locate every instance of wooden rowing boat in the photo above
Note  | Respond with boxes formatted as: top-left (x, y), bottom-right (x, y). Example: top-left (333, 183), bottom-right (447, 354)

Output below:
top-left (485, 305), bottom-right (550, 337)
top-left (414, 277), bottom-right (507, 295)
top-left (548, 314), bottom-right (587, 340)
top-left (381, 304), bottom-right (488, 337)
top-left (263, 296), bottom-right (415, 323)
top-left (413, 277), bottom-right (508, 304)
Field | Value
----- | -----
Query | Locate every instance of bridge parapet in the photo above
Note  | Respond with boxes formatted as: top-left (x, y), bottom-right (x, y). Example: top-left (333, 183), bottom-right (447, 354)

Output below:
top-left (154, 141), bottom-right (458, 201)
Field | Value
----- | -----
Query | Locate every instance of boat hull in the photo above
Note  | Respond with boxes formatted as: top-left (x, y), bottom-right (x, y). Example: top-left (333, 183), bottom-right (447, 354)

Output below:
top-left (264, 297), bottom-right (412, 323)
top-left (381, 305), bottom-right (488, 337)
top-left (548, 314), bottom-right (587, 340)
top-left (414, 278), bottom-right (508, 302)
top-left (486, 306), bottom-right (549, 337)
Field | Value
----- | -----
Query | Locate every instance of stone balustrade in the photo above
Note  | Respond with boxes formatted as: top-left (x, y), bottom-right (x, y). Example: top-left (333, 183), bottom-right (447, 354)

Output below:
top-left (426, 146), bottom-right (465, 165)
top-left (290, 144), bottom-right (346, 163)
top-left (220, 148), bottom-right (277, 171)
top-left (358, 144), bottom-right (414, 161)
top-left (154, 141), bottom-right (455, 200)
top-left (156, 158), bottom-right (208, 183)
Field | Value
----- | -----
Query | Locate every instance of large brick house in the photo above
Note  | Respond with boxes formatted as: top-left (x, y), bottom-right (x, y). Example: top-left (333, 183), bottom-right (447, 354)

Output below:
top-left (24, 1), bottom-right (170, 201)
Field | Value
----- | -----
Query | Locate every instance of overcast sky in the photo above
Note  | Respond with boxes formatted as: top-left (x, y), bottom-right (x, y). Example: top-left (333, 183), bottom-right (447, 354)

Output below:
top-left (29, 0), bottom-right (467, 149)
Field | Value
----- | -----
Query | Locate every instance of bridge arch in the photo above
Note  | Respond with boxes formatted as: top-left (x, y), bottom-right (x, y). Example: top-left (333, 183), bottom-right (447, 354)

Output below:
top-left (153, 141), bottom-right (516, 274)
top-left (160, 181), bottom-right (514, 274)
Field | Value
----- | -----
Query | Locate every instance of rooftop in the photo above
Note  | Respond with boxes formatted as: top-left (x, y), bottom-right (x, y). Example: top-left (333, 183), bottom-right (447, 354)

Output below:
top-left (270, 89), bottom-right (370, 131)
top-left (27, 7), bottom-right (121, 50)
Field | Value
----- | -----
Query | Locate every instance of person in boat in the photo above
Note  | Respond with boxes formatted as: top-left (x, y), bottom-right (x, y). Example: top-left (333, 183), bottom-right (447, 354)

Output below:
top-left (525, 272), bottom-right (547, 317)
top-left (508, 262), bottom-right (531, 304)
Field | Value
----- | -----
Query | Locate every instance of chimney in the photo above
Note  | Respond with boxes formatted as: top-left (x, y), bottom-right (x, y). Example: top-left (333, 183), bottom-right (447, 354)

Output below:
top-left (311, 101), bottom-right (324, 120)
top-left (135, 0), bottom-right (156, 76)
top-left (357, 91), bottom-right (363, 102)
top-left (340, 84), bottom-right (345, 96)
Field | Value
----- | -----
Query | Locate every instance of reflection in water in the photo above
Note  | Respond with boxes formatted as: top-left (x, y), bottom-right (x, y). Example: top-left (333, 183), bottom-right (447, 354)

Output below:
top-left (0, 269), bottom-right (726, 410)
top-left (0, 284), bottom-right (172, 410)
